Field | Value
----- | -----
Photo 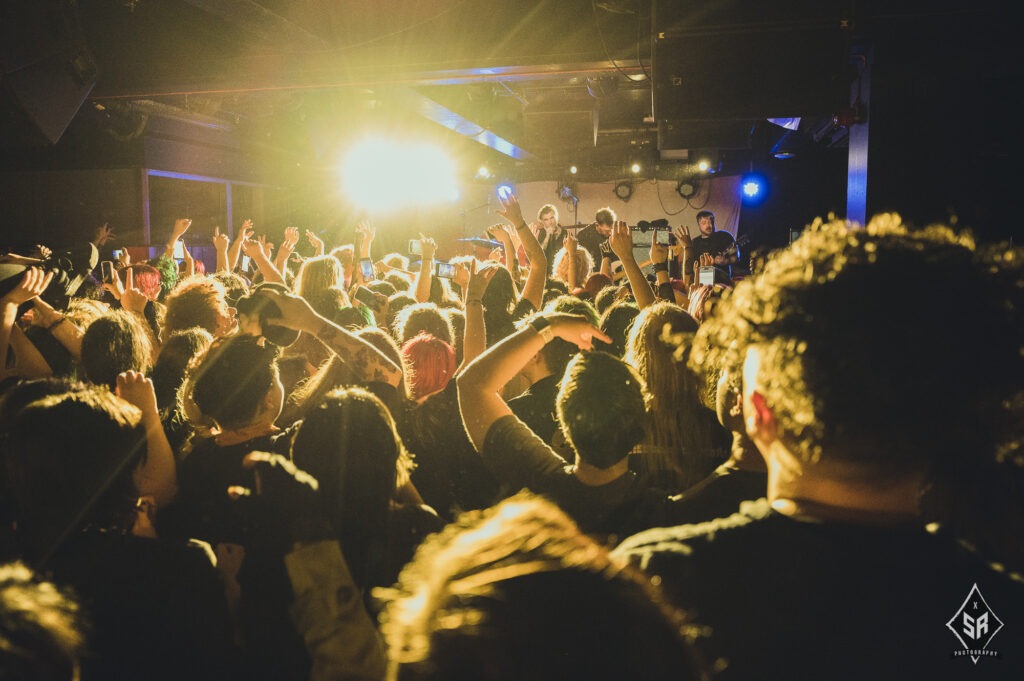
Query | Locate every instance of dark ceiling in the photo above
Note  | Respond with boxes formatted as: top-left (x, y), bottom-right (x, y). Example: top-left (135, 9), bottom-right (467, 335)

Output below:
top-left (1, 0), bottom-right (1017, 190)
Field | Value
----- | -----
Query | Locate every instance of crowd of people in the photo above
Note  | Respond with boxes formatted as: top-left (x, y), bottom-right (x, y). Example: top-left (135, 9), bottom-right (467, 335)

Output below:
top-left (0, 193), bottom-right (1021, 680)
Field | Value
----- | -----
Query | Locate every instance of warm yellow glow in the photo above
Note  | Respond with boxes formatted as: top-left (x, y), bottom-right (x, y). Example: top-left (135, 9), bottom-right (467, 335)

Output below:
top-left (341, 139), bottom-right (459, 212)
top-left (630, 163), bottom-right (641, 174)
top-left (569, 165), bottom-right (578, 175)
top-left (697, 159), bottom-right (710, 172)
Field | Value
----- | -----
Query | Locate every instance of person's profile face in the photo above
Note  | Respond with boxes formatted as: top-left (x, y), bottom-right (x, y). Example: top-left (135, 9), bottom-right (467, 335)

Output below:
top-left (698, 215), bottom-right (715, 236)
top-left (596, 222), bottom-right (612, 236)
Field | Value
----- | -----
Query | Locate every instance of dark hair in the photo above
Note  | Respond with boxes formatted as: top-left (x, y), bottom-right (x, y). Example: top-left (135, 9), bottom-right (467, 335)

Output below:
top-left (383, 494), bottom-right (702, 681)
top-left (290, 387), bottom-right (412, 589)
top-left (209, 271), bottom-right (251, 308)
top-left (368, 280), bottom-right (397, 298)
top-left (595, 207), bottom-right (616, 226)
top-left (150, 328), bottom-right (213, 412)
top-left (188, 335), bottom-right (281, 431)
top-left (597, 300), bottom-right (640, 358)
top-left (5, 388), bottom-right (144, 561)
top-left (557, 351), bottom-right (647, 469)
top-left (0, 562), bottom-right (83, 681)
top-left (80, 310), bottom-right (152, 389)
top-left (542, 294), bottom-right (599, 326)
top-left (692, 215), bottom-right (1023, 475)
top-left (394, 303), bottom-right (454, 347)
top-left (163, 276), bottom-right (230, 337)
top-left (593, 285), bottom-right (620, 315)
top-left (695, 210), bottom-right (715, 229)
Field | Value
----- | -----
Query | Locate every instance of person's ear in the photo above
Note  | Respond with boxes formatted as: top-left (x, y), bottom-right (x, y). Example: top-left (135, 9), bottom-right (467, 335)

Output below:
top-left (746, 390), bottom-right (777, 442)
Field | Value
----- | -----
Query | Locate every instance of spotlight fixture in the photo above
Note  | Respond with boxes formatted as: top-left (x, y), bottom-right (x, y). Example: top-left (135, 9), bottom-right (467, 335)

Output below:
top-left (630, 163), bottom-right (641, 174)
top-left (675, 179), bottom-right (698, 199)
top-left (697, 160), bottom-right (710, 172)
top-left (569, 165), bottom-right (578, 175)
top-left (614, 181), bottom-right (634, 201)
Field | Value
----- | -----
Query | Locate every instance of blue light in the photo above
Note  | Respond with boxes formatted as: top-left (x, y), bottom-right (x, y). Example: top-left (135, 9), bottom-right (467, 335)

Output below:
top-left (740, 173), bottom-right (768, 204)
top-left (496, 183), bottom-right (514, 200)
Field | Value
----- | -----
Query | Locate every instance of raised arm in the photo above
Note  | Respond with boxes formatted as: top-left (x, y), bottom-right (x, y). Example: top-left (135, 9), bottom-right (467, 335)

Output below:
top-left (356, 220), bottom-right (375, 260)
top-left (413, 234), bottom-right (436, 303)
top-left (243, 235), bottom-right (286, 285)
top-left (161, 218), bottom-right (192, 260)
top-left (275, 226), bottom-right (299, 275)
top-left (0, 268), bottom-right (53, 374)
top-left (260, 287), bottom-right (404, 387)
top-left (30, 297), bottom-right (84, 360)
top-left (458, 262), bottom-right (496, 371)
top-left (609, 221), bottom-right (656, 309)
top-left (213, 226), bottom-right (230, 273)
top-left (457, 313), bottom-right (609, 451)
top-left (117, 371), bottom-right (177, 507)
top-left (228, 219), bottom-right (254, 272)
top-left (496, 193), bottom-right (546, 310)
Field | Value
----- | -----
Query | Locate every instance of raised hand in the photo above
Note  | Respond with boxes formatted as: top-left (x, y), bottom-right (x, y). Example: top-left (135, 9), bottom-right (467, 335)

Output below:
top-left (253, 287), bottom-right (322, 333)
top-left (115, 370), bottom-right (159, 417)
top-left (92, 223), bottom-right (116, 247)
top-left (650, 238), bottom-right (669, 265)
top-left (120, 267), bottom-right (149, 313)
top-left (305, 229), bottom-right (325, 256)
top-left (699, 252), bottom-right (715, 267)
top-left (608, 221), bottom-right (635, 261)
top-left (563, 231), bottom-right (578, 252)
top-left (356, 220), bottom-right (376, 243)
top-left (116, 248), bottom-right (131, 267)
top-left (418, 233), bottom-right (437, 262)
top-left (487, 223), bottom-right (512, 243)
top-left (673, 225), bottom-right (692, 248)
top-left (171, 218), bottom-right (193, 241)
top-left (1, 267), bottom-right (54, 306)
top-left (465, 261), bottom-right (498, 302)
top-left (496, 192), bottom-right (525, 226)
top-left (282, 226), bottom-right (299, 251)
top-left (548, 313), bottom-right (612, 350)
top-left (213, 226), bottom-right (229, 251)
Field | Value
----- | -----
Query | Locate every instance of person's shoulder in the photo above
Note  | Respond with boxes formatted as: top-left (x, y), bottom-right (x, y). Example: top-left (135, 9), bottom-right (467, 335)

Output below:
top-left (612, 497), bottom-right (773, 566)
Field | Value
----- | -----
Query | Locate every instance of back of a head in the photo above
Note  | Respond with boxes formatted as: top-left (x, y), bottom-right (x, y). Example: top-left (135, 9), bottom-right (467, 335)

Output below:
top-left (402, 333), bottom-right (456, 402)
top-left (126, 264), bottom-right (162, 301)
top-left (4, 388), bottom-right (143, 562)
top-left (295, 255), bottom-right (344, 302)
top-left (383, 494), bottom-right (702, 681)
top-left (624, 302), bottom-right (699, 389)
top-left (80, 310), bottom-right (152, 389)
top-left (598, 300), bottom-right (640, 358)
top-left (0, 562), bottom-right (82, 681)
top-left (163, 276), bottom-right (229, 337)
top-left (187, 335), bottom-right (280, 431)
top-left (150, 328), bottom-right (214, 412)
top-left (557, 351), bottom-right (647, 469)
top-left (692, 215), bottom-right (1023, 475)
top-left (595, 207), bottom-right (616, 226)
top-left (394, 303), bottom-right (454, 347)
top-left (290, 388), bottom-right (408, 585)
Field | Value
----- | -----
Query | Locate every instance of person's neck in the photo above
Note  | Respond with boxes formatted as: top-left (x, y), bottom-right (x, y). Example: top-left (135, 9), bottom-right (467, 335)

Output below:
top-left (765, 442), bottom-right (924, 525)
top-left (573, 457), bottom-right (629, 486)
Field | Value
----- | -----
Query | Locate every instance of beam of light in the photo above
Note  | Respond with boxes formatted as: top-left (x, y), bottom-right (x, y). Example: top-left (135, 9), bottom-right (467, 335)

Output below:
top-left (340, 139), bottom-right (460, 213)
top-left (740, 173), bottom-right (768, 205)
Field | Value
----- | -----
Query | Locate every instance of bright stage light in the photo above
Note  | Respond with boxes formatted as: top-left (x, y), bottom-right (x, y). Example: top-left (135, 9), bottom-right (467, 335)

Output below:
top-left (341, 139), bottom-right (459, 212)
top-left (740, 173), bottom-right (768, 205)
top-left (630, 163), bottom-right (641, 174)
top-left (569, 165), bottom-right (578, 175)
top-left (697, 159), bottom-right (710, 172)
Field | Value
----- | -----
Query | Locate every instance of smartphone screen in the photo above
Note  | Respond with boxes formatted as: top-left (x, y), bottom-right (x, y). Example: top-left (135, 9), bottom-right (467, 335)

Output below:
top-left (112, 249), bottom-right (123, 259)
top-left (435, 261), bottom-right (455, 279)
top-left (239, 255), bottom-right (251, 272)
top-left (408, 239), bottom-right (422, 256)
top-left (100, 261), bottom-right (115, 284)
top-left (359, 258), bottom-right (375, 281)
top-left (698, 266), bottom-right (716, 286)
top-left (172, 240), bottom-right (185, 259)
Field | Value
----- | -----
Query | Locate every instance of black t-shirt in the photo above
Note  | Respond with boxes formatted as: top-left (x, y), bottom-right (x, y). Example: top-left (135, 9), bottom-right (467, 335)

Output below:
top-left (507, 373), bottom-right (562, 445)
top-left (482, 414), bottom-right (669, 538)
top-left (686, 230), bottom-right (737, 279)
top-left (663, 464), bottom-right (767, 526)
top-left (575, 223), bottom-right (610, 268)
top-left (615, 500), bottom-right (1024, 681)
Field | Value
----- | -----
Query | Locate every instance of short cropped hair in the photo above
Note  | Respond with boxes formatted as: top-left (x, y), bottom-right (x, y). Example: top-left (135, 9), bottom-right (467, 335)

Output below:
top-left (691, 215), bottom-right (1023, 475)
top-left (187, 335), bottom-right (281, 431)
top-left (538, 204), bottom-right (558, 221)
top-left (595, 207), bottom-right (616, 226)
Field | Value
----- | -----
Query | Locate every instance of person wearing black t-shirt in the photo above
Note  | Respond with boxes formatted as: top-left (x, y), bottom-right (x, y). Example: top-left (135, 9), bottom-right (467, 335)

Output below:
top-left (680, 210), bottom-right (738, 285)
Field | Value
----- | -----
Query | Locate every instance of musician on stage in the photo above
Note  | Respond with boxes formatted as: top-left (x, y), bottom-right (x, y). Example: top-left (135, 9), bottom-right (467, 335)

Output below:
top-left (678, 210), bottom-right (738, 285)
top-left (575, 207), bottom-right (616, 268)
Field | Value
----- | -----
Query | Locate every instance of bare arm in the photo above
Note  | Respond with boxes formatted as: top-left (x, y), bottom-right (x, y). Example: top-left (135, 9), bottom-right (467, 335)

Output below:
top-left (609, 222), bottom-right (656, 310)
top-left (213, 226), bottom-right (230, 273)
top-left (260, 288), bottom-right (404, 387)
top-left (228, 220), bottom-right (254, 272)
top-left (496, 194), bottom-right (546, 310)
top-left (31, 298), bottom-right (84, 360)
top-left (457, 262), bottom-right (496, 372)
top-left (0, 268), bottom-right (53, 373)
top-left (118, 371), bottom-right (178, 507)
top-left (275, 226), bottom-right (299, 275)
top-left (162, 218), bottom-right (192, 260)
top-left (457, 313), bottom-right (609, 452)
top-left (243, 235), bottom-right (286, 285)
top-left (413, 235), bottom-right (436, 303)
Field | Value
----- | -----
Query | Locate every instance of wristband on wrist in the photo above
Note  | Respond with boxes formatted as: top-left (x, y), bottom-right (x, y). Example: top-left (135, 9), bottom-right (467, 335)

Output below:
top-left (653, 262), bottom-right (669, 273)
top-left (45, 316), bottom-right (68, 331)
top-left (530, 316), bottom-right (555, 343)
